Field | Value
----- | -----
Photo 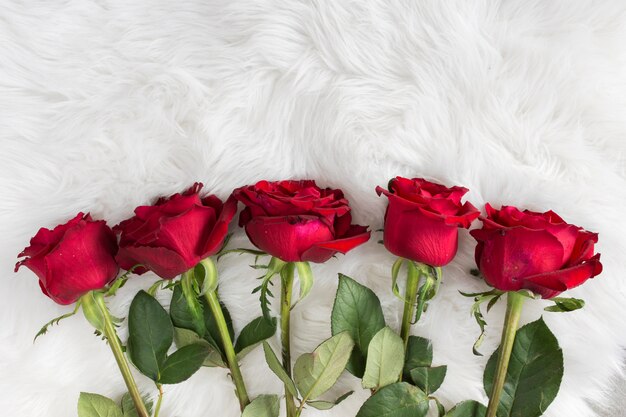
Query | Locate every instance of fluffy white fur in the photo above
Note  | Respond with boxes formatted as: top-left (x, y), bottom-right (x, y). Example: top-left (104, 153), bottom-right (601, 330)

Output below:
top-left (2, 1), bottom-right (626, 416)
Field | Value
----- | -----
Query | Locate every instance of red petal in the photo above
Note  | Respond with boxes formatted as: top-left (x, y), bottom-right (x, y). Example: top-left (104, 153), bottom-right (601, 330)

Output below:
top-left (302, 226), bottom-right (370, 263)
top-left (472, 227), bottom-right (564, 292)
top-left (116, 245), bottom-right (191, 279)
top-left (202, 194), bottom-right (237, 256)
top-left (152, 205), bottom-right (217, 263)
top-left (244, 215), bottom-right (334, 262)
top-left (43, 221), bottom-right (119, 304)
top-left (523, 254), bottom-right (603, 299)
top-left (383, 195), bottom-right (460, 266)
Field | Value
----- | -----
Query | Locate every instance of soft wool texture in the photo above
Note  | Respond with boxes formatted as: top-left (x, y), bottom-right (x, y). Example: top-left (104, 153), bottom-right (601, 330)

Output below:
top-left (2, 1), bottom-right (626, 416)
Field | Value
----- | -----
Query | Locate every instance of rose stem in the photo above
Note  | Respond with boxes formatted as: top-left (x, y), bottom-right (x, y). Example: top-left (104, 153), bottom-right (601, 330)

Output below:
top-left (280, 262), bottom-right (297, 417)
top-left (204, 289), bottom-right (250, 410)
top-left (153, 384), bottom-right (163, 417)
top-left (486, 291), bottom-right (525, 417)
top-left (400, 260), bottom-right (421, 357)
top-left (93, 293), bottom-right (150, 417)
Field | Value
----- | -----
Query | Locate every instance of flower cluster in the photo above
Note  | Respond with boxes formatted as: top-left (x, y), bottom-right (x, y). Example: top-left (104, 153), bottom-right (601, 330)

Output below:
top-left (14, 178), bottom-right (603, 417)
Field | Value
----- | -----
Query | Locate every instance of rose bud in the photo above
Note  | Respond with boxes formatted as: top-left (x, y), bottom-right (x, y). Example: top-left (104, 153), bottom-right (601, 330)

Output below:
top-left (376, 177), bottom-right (480, 266)
top-left (15, 213), bottom-right (119, 305)
top-left (232, 180), bottom-right (370, 263)
top-left (470, 204), bottom-right (603, 299)
top-left (114, 183), bottom-right (237, 279)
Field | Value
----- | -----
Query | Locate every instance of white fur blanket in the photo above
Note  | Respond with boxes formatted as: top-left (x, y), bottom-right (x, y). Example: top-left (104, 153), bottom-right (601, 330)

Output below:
top-left (2, 1), bottom-right (626, 416)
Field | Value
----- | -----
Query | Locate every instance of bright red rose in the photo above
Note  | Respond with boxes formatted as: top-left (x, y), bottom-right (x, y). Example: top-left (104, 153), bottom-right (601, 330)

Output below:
top-left (15, 213), bottom-right (119, 305)
top-left (114, 183), bottom-right (237, 279)
top-left (376, 177), bottom-right (480, 266)
top-left (232, 180), bottom-right (370, 262)
top-left (470, 204), bottom-right (603, 298)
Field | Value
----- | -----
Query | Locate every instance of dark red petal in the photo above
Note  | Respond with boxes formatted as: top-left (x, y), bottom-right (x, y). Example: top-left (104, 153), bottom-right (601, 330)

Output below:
top-left (18, 213), bottom-right (86, 259)
top-left (443, 201), bottom-right (480, 228)
top-left (201, 194), bottom-right (224, 213)
top-left (523, 254), bottom-right (603, 299)
top-left (545, 223), bottom-right (580, 264)
top-left (43, 221), bottom-right (119, 304)
top-left (567, 230), bottom-right (598, 266)
top-left (202, 195), bottom-right (238, 256)
top-left (116, 245), bottom-right (192, 279)
top-left (300, 225), bottom-right (371, 263)
top-left (152, 205), bottom-right (217, 263)
top-left (474, 227), bottom-right (564, 292)
top-left (244, 216), bottom-right (334, 262)
top-left (383, 196), bottom-right (460, 266)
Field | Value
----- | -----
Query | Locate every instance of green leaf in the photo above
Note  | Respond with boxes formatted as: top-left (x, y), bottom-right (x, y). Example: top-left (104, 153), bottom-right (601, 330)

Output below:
top-left (180, 271), bottom-right (207, 336)
top-left (158, 343), bottom-right (211, 384)
top-left (355, 382), bottom-right (429, 417)
top-left (127, 291), bottom-right (173, 381)
top-left (259, 257), bottom-right (286, 321)
top-left (544, 297), bottom-right (585, 313)
top-left (293, 332), bottom-right (355, 402)
top-left (294, 261), bottom-right (314, 307)
top-left (483, 318), bottom-right (563, 417)
top-left (169, 285), bottom-right (234, 357)
top-left (34, 302), bottom-right (81, 341)
top-left (242, 394), bottom-right (280, 417)
top-left (391, 258), bottom-right (407, 302)
top-left (306, 391), bottom-right (353, 410)
top-left (331, 274), bottom-right (386, 377)
top-left (235, 317), bottom-right (277, 359)
top-left (81, 292), bottom-right (106, 332)
top-left (362, 327), bottom-right (405, 390)
top-left (172, 327), bottom-right (225, 367)
top-left (462, 290), bottom-right (504, 356)
top-left (444, 401), bottom-right (487, 417)
top-left (262, 341), bottom-right (298, 397)
top-left (120, 393), bottom-right (153, 417)
top-left (409, 366), bottom-right (446, 394)
top-left (170, 285), bottom-right (201, 333)
top-left (77, 393), bottom-right (123, 417)
top-left (194, 258), bottom-right (218, 295)
top-left (403, 336), bottom-right (433, 377)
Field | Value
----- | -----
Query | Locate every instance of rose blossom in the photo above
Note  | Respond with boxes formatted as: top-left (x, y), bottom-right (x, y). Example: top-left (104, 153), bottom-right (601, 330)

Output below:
top-left (15, 213), bottom-right (119, 305)
top-left (470, 204), bottom-right (602, 298)
top-left (376, 177), bottom-right (480, 266)
top-left (114, 183), bottom-right (236, 279)
top-left (232, 180), bottom-right (370, 262)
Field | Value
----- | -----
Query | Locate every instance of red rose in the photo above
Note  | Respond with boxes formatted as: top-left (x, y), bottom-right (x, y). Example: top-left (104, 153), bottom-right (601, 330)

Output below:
top-left (470, 204), bottom-right (603, 298)
top-left (376, 177), bottom-right (480, 266)
top-left (15, 213), bottom-right (119, 305)
top-left (114, 183), bottom-right (237, 279)
top-left (232, 180), bottom-right (370, 262)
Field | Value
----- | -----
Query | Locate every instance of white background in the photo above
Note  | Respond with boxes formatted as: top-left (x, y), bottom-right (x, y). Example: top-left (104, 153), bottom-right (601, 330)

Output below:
top-left (1, 1), bottom-right (626, 416)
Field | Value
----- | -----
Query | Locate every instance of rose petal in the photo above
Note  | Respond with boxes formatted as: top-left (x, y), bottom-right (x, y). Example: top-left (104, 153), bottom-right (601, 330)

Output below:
top-left (384, 195), bottom-right (460, 266)
top-left (202, 194), bottom-right (238, 256)
top-left (152, 205), bottom-right (217, 262)
top-left (244, 215), bottom-right (334, 262)
top-left (43, 221), bottom-right (118, 304)
top-left (472, 227), bottom-right (564, 292)
top-left (523, 254), bottom-right (603, 299)
top-left (301, 225), bottom-right (370, 263)
top-left (116, 245), bottom-right (192, 279)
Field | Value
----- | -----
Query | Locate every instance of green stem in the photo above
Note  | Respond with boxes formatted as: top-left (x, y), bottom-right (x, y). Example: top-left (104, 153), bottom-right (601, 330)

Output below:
top-left (93, 294), bottom-right (149, 417)
top-left (400, 261), bottom-right (420, 353)
top-left (153, 384), bottom-right (163, 417)
top-left (204, 290), bottom-right (250, 411)
top-left (485, 291), bottom-right (525, 417)
top-left (280, 262), bottom-right (297, 417)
